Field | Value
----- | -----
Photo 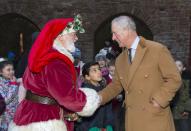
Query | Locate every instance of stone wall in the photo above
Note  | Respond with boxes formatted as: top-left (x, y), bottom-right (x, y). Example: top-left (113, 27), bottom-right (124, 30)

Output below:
top-left (0, 0), bottom-right (190, 64)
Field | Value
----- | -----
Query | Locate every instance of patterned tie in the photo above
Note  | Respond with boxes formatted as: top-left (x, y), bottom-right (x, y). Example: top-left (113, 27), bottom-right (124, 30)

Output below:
top-left (128, 48), bottom-right (132, 64)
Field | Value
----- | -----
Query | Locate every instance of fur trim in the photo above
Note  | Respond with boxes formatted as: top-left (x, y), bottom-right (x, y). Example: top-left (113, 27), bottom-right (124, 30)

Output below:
top-left (77, 88), bottom-right (100, 116)
top-left (8, 119), bottom-right (67, 131)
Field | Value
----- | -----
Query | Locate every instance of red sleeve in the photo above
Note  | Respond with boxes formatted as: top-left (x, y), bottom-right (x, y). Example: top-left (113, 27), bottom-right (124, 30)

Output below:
top-left (44, 60), bottom-right (86, 112)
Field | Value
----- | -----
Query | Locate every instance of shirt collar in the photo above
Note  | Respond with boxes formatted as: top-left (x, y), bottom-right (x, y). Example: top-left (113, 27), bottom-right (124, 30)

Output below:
top-left (130, 36), bottom-right (140, 50)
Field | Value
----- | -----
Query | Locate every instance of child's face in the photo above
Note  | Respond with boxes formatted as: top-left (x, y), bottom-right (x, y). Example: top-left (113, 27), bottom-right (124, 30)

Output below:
top-left (85, 65), bottom-right (102, 84)
top-left (98, 60), bottom-right (106, 68)
top-left (109, 65), bottom-right (115, 77)
top-left (0, 64), bottom-right (15, 80)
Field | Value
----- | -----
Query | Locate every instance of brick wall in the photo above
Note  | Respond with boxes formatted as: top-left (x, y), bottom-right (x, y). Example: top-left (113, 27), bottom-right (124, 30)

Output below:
top-left (0, 0), bottom-right (190, 64)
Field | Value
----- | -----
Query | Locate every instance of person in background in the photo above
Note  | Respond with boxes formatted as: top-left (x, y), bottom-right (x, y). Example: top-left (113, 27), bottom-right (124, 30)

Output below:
top-left (9, 14), bottom-right (100, 131)
top-left (95, 54), bottom-right (110, 84)
top-left (75, 62), bottom-right (113, 131)
top-left (108, 60), bottom-right (115, 81)
top-left (72, 47), bottom-right (85, 87)
top-left (72, 47), bottom-right (84, 76)
top-left (171, 60), bottom-right (190, 131)
top-left (0, 58), bottom-right (6, 127)
top-left (98, 15), bottom-right (181, 131)
top-left (181, 64), bottom-right (191, 98)
top-left (0, 59), bottom-right (19, 131)
top-left (108, 60), bottom-right (125, 131)
top-left (181, 62), bottom-right (191, 130)
top-left (106, 41), bottom-right (122, 64)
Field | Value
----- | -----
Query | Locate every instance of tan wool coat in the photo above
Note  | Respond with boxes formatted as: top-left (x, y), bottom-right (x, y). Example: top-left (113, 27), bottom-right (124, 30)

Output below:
top-left (99, 37), bottom-right (182, 131)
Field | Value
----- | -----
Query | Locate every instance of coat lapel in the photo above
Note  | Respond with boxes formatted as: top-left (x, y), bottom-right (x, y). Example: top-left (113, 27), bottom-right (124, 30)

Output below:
top-left (119, 49), bottom-right (130, 79)
top-left (127, 38), bottom-right (147, 88)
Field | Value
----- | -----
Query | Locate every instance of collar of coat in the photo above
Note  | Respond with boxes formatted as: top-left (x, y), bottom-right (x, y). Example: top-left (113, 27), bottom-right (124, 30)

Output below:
top-left (116, 36), bottom-right (148, 89)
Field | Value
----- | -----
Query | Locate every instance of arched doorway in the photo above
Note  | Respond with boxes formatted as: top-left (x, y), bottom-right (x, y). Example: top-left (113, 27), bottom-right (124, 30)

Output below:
top-left (0, 13), bottom-right (40, 62)
top-left (94, 13), bottom-right (153, 56)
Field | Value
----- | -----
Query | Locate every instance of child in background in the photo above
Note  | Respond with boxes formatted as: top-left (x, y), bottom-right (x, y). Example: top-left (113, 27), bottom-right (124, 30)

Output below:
top-left (108, 60), bottom-right (115, 81)
top-left (75, 62), bottom-right (113, 131)
top-left (95, 54), bottom-right (110, 84)
top-left (108, 60), bottom-right (125, 131)
top-left (72, 47), bottom-right (85, 87)
top-left (0, 59), bottom-right (19, 131)
top-left (171, 60), bottom-right (190, 131)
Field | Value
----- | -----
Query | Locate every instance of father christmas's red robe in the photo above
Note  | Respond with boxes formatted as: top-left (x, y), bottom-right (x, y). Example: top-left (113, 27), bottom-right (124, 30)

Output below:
top-left (11, 49), bottom-right (99, 131)
top-left (9, 18), bottom-right (100, 131)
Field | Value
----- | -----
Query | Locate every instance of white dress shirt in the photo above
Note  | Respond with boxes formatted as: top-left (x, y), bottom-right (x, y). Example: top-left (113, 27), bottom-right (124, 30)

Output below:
top-left (129, 36), bottom-right (140, 61)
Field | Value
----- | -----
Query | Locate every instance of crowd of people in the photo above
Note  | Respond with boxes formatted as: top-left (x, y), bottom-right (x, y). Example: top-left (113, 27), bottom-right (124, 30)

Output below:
top-left (0, 14), bottom-right (190, 131)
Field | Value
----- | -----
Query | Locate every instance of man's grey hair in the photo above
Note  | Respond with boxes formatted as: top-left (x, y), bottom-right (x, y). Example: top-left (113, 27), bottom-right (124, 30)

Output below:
top-left (112, 15), bottom-right (136, 31)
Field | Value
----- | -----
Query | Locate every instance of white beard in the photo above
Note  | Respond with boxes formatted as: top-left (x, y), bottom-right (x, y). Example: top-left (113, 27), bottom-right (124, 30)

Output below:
top-left (65, 41), bottom-right (76, 53)
top-left (53, 40), bottom-right (74, 62)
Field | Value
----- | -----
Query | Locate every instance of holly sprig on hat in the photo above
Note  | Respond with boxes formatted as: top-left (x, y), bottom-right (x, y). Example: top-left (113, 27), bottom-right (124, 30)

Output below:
top-left (65, 14), bottom-right (85, 34)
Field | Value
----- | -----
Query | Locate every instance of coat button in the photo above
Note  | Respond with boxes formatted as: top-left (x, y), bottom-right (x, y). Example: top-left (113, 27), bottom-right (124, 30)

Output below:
top-left (138, 89), bottom-right (143, 94)
top-left (119, 77), bottom-right (123, 80)
top-left (138, 90), bottom-right (143, 94)
top-left (126, 91), bottom-right (129, 94)
top-left (144, 74), bottom-right (149, 78)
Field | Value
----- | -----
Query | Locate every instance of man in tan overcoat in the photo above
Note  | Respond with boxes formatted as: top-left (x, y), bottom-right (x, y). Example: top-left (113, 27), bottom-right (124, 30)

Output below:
top-left (99, 15), bottom-right (182, 131)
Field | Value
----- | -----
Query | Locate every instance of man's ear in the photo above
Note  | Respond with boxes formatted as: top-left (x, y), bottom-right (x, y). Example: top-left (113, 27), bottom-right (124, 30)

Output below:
top-left (124, 29), bottom-right (130, 37)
